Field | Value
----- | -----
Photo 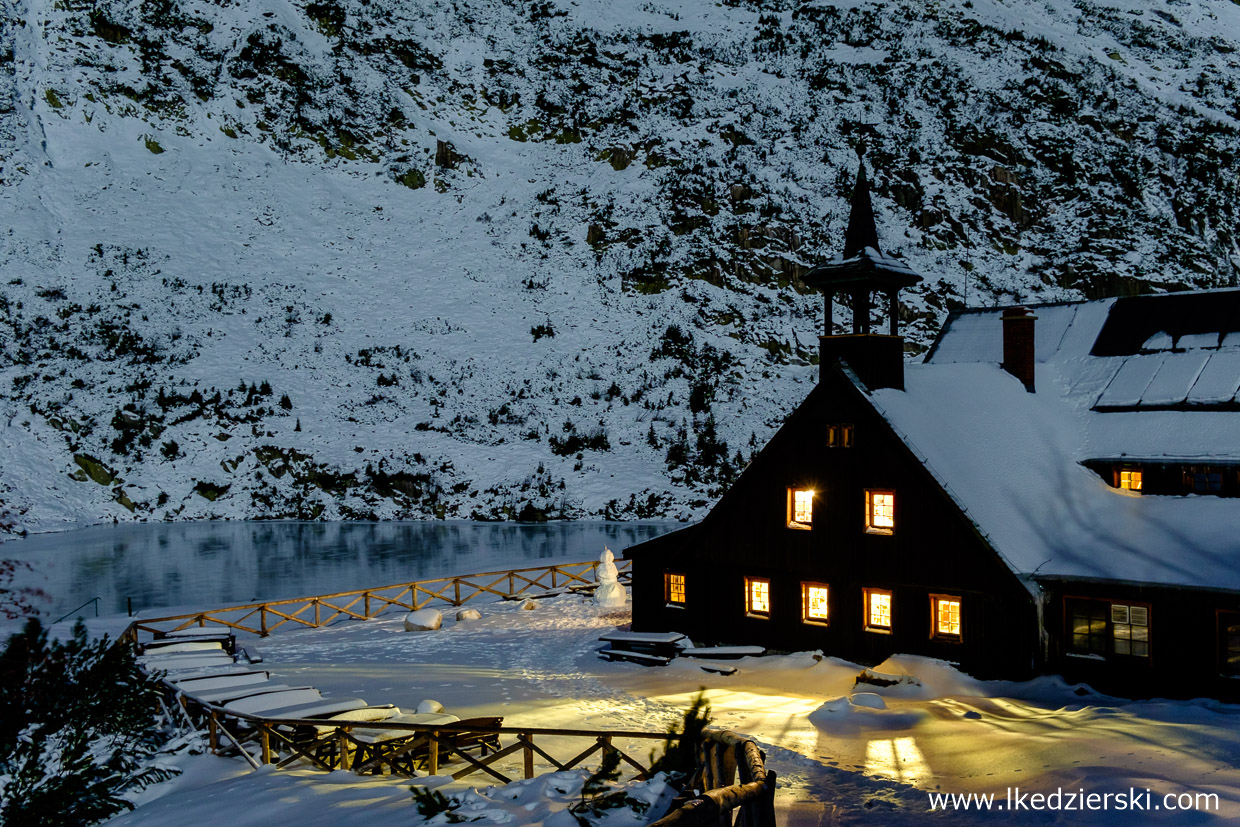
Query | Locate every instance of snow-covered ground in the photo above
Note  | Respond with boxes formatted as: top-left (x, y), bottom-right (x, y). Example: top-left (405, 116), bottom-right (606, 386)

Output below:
top-left (112, 588), bottom-right (1240, 824)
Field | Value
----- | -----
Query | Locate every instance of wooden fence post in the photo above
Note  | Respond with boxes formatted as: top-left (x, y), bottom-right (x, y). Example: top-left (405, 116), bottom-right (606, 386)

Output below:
top-left (364, 592), bottom-right (371, 619)
top-left (260, 606), bottom-right (268, 636)
top-left (523, 733), bottom-right (534, 779)
top-left (314, 599), bottom-right (320, 627)
top-left (428, 731), bottom-right (439, 776)
top-left (208, 712), bottom-right (218, 753)
top-left (260, 724), bottom-right (272, 765)
top-left (338, 729), bottom-right (351, 770)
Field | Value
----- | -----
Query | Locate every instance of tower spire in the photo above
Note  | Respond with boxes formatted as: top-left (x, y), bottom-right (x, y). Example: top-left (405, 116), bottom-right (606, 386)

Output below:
top-left (842, 144), bottom-right (879, 259)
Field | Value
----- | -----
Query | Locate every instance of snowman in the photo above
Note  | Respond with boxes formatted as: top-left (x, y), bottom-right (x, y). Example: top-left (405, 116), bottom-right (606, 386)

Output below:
top-left (593, 547), bottom-right (627, 608)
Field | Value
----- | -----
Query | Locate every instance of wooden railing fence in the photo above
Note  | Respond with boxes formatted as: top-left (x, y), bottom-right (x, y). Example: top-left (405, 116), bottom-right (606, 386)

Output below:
top-left (125, 560), bottom-right (630, 640)
top-left (129, 558), bottom-right (776, 824)
top-left (650, 730), bottom-right (777, 827)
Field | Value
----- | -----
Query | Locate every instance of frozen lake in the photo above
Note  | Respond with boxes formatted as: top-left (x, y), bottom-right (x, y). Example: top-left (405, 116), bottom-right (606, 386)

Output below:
top-left (1, 521), bottom-right (679, 619)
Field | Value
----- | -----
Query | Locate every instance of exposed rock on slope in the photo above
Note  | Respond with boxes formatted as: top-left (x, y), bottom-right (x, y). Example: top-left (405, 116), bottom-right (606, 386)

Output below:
top-left (1, 0), bottom-right (1238, 530)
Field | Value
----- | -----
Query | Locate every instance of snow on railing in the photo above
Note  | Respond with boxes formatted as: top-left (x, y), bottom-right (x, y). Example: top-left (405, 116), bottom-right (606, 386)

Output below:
top-left (123, 560), bottom-right (631, 640)
top-left (651, 729), bottom-right (777, 827)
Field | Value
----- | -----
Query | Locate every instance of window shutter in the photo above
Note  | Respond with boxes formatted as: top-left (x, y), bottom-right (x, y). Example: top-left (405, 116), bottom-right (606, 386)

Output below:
top-left (1110, 604), bottom-right (1130, 624)
top-left (1129, 606), bottom-right (1148, 626)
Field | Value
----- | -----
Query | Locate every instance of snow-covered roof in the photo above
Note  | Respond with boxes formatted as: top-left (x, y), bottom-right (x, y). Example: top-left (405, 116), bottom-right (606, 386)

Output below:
top-left (824, 247), bottom-right (923, 277)
top-left (868, 291), bottom-right (1240, 592)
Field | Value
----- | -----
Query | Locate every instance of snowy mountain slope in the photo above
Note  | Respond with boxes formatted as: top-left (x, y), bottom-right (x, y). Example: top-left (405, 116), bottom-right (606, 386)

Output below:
top-left (1, 0), bottom-right (1239, 531)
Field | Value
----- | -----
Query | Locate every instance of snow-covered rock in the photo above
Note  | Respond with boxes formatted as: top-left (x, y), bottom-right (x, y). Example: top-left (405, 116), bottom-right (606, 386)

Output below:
top-left (415, 699), bottom-right (445, 714)
top-left (847, 692), bottom-right (887, 710)
top-left (455, 608), bottom-right (482, 622)
top-left (519, 600), bottom-right (537, 611)
top-left (403, 609), bottom-right (443, 632)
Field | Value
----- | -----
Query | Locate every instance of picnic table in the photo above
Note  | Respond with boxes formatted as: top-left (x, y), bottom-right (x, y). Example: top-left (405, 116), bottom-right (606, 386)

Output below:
top-left (597, 631), bottom-right (688, 666)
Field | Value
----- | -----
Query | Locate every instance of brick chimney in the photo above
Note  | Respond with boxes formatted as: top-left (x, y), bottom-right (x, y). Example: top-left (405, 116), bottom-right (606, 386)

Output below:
top-left (1002, 306), bottom-right (1036, 392)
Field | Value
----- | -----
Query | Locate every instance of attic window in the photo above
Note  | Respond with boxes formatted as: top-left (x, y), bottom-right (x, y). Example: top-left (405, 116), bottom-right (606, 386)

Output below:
top-left (865, 490), bottom-right (895, 535)
top-left (745, 577), bottom-right (771, 618)
top-left (665, 573), bottom-right (686, 607)
top-left (1117, 468), bottom-right (1142, 492)
top-left (788, 488), bottom-right (814, 529)
top-left (802, 583), bottom-right (829, 625)
top-left (864, 588), bottom-right (892, 633)
top-left (1189, 469), bottom-right (1223, 494)
top-left (931, 595), bottom-right (962, 641)
top-left (827, 424), bottom-right (854, 448)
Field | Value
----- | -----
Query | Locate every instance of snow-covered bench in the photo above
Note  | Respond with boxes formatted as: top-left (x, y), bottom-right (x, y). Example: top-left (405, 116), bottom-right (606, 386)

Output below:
top-left (597, 631), bottom-right (687, 665)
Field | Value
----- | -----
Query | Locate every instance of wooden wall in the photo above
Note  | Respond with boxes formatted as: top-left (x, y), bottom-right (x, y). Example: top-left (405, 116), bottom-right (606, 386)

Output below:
top-left (627, 365), bottom-right (1040, 680)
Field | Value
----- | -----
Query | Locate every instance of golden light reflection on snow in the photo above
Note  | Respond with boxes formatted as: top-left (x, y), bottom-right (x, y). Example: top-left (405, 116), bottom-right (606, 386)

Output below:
top-left (864, 737), bottom-right (930, 784)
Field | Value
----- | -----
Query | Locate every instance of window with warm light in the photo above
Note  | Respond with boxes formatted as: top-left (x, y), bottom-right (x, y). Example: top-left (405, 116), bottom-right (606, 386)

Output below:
top-left (802, 583), bottom-right (829, 625)
top-left (787, 488), bottom-right (813, 529)
top-left (931, 595), bottom-right (962, 640)
top-left (842, 424), bottom-right (855, 448)
top-left (827, 425), bottom-right (839, 448)
top-left (665, 573), bottom-right (686, 607)
top-left (1118, 468), bottom-right (1142, 491)
top-left (865, 588), bottom-right (892, 632)
top-left (865, 490), bottom-right (895, 534)
top-left (745, 577), bottom-right (771, 617)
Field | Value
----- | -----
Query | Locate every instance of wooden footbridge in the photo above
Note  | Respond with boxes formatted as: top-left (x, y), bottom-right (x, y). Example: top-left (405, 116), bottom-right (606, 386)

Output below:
top-left (128, 559), bottom-right (777, 826)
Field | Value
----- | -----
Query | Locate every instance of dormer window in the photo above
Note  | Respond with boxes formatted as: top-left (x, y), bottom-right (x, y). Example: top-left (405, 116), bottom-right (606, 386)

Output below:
top-left (788, 488), bottom-right (813, 529)
top-left (1117, 468), bottom-right (1142, 492)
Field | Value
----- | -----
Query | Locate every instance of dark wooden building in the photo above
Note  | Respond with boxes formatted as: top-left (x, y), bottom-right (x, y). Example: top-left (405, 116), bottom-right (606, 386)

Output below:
top-left (626, 158), bottom-right (1240, 698)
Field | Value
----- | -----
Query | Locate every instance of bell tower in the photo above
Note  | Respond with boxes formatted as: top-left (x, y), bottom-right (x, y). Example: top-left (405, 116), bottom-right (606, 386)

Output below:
top-left (803, 147), bottom-right (922, 390)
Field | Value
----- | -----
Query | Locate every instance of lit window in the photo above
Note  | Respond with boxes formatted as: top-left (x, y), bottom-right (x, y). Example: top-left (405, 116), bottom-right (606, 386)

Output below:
top-left (865, 588), bottom-right (892, 632)
top-left (865, 490), bottom-right (895, 534)
top-left (931, 595), bottom-right (962, 640)
top-left (745, 577), bottom-right (770, 617)
top-left (827, 425), bottom-right (839, 448)
top-left (1118, 469), bottom-right (1142, 491)
top-left (802, 583), bottom-right (829, 624)
top-left (665, 573), bottom-right (686, 606)
top-left (1111, 604), bottom-right (1149, 658)
top-left (842, 424), bottom-right (855, 448)
top-left (787, 488), bottom-right (813, 529)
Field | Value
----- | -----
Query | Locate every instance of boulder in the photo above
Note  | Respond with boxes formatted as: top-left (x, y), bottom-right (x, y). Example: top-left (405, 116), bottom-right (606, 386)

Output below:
top-left (456, 608), bottom-right (482, 621)
top-left (416, 699), bottom-right (445, 714)
top-left (403, 608), bottom-right (443, 631)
